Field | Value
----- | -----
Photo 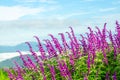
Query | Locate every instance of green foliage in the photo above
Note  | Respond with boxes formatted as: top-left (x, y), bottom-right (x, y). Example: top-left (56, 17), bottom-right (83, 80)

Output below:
top-left (2, 50), bottom-right (120, 80)
top-left (0, 69), bottom-right (9, 80)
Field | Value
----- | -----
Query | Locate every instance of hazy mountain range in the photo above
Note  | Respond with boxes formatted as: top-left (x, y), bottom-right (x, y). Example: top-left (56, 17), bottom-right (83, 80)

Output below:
top-left (0, 54), bottom-right (35, 68)
top-left (0, 42), bottom-right (41, 68)
top-left (0, 34), bottom-right (81, 53)
top-left (0, 42), bottom-right (41, 53)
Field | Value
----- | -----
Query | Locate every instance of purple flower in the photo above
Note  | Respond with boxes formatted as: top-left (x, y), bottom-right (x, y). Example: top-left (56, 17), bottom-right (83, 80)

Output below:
top-left (80, 34), bottom-right (88, 55)
top-left (66, 30), bottom-right (80, 56)
top-left (105, 72), bottom-right (109, 80)
top-left (108, 30), bottom-right (117, 59)
top-left (87, 52), bottom-right (91, 74)
top-left (113, 72), bottom-right (117, 80)
top-left (17, 51), bottom-right (30, 68)
top-left (96, 26), bottom-right (102, 37)
top-left (26, 55), bottom-right (38, 72)
top-left (58, 60), bottom-right (72, 80)
top-left (48, 34), bottom-right (63, 54)
top-left (116, 20), bottom-right (120, 37)
top-left (14, 61), bottom-right (25, 75)
top-left (16, 72), bottom-right (24, 80)
top-left (88, 27), bottom-right (98, 48)
top-left (69, 27), bottom-right (78, 45)
top-left (14, 61), bottom-right (22, 73)
top-left (4, 69), bottom-right (15, 80)
top-left (87, 28), bottom-right (96, 64)
top-left (66, 32), bottom-right (74, 44)
top-left (95, 32), bottom-right (101, 50)
top-left (98, 23), bottom-right (108, 64)
top-left (34, 36), bottom-right (47, 60)
top-left (69, 54), bottom-right (74, 66)
top-left (39, 61), bottom-right (46, 80)
top-left (44, 43), bottom-right (53, 58)
top-left (58, 33), bottom-right (69, 51)
top-left (43, 39), bottom-right (57, 58)
top-left (115, 21), bottom-right (120, 53)
top-left (48, 64), bottom-right (56, 80)
top-left (84, 75), bottom-right (88, 80)
top-left (101, 47), bottom-right (108, 64)
top-left (25, 42), bottom-right (40, 63)
top-left (91, 49), bottom-right (96, 64)
top-left (69, 27), bottom-right (80, 56)
top-left (70, 41), bottom-right (76, 58)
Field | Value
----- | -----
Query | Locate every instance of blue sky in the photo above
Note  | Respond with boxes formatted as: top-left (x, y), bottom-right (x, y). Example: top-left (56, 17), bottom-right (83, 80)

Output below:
top-left (0, 0), bottom-right (120, 46)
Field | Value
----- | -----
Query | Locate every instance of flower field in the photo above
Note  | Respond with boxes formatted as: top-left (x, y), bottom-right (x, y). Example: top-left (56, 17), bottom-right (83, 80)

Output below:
top-left (1, 21), bottom-right (120, 80)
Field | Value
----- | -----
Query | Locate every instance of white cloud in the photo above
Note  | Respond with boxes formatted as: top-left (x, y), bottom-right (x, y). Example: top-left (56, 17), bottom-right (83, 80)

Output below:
top-left (52, 12), bottom-right (92, 20)
top-left (0, 6), bottom-right (45, 21)
top-left (93, 13), bottom-right (120, 19)
top-left (0, 52), bottom-right (41, 62)
top-left (99, 7), bottom-right (116, 12)
top-left (0, 18), bottom-right (84, 46)
top-left (91, 13), bottom-right (120, 32)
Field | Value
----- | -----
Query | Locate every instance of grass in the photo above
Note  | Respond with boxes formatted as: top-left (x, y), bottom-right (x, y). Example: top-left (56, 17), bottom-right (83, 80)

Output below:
top-left (0, 69), bottom-right (9, 80)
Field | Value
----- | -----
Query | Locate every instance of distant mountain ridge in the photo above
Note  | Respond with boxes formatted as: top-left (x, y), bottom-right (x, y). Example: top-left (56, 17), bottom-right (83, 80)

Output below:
top-left (0, 54), bottom-right (36, 68)
top-left (0, 34), bottom-right (81, 53)
top-left (0, 42), bottom-right (42, 53)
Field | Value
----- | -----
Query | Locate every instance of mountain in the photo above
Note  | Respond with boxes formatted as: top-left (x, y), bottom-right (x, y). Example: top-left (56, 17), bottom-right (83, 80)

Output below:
top-left (0, 42), bottom-right (42, 53)
top-left (0, 54), bottom-right (36, 68)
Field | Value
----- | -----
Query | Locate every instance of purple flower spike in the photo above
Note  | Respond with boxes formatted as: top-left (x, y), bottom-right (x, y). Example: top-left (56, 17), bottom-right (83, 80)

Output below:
top-left (25, 42), bottom-right (40, 63)
top-left (48, 34), bottom-right (55, 40)
top-left (16, 72), bottom-right (24, 80)
top-left (17, 51), bottom-right (30, 68)
top-left (58, 33), bottom-right (69, 51)
top-left (115, 21), bottom-right (120, 53)
top-left (43, 39), bottom-right (57, 58)
top-left (116, 20), bottom-right (120, 36)
top-left (5, 68), bottom-right (15, 80)
top-left (108, 30), bottom-right (117, 59)
top-left (34, 36), bottom-right (47, 60)
top-left (26, 55), bottom-right (38, 72)
top-left (48, 64), bottom-right (56, 80)
top-left (70, 41), bottom-right (79, 59)
top-left (39, 61), bottom-right (46, 80)
top-left (66, 31), bottom-right (74, 43)
top-left (58, 60), bottom-right (72, 80)
top-left (69, 26), bottom-right (78, 45)
top-left (98, 23), bottom-right (108, 64)
top-left (84, 75), bottom-right (88, 80)
top-left (80, 34), bottom-right (88, 55)
top-left (14, 61), bottom-right (25, 74)
top-left (87, 52), bottom-right (91, 74)
top-left (102, 48), bottom-right (108, 64)
top-left (96, 26), bottom-right (102, 37)
top-left (113, 72), bottom-right (117, 80)
top-left (105, 72), bottom-right (109, 80)
top-left (69, 54), bottom-right (74, 66)
top-left (48, 34), bottom-right (63, 54)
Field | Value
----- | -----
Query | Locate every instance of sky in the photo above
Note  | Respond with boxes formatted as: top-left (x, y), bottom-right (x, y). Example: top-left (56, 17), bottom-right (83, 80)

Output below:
top-left (0, 0), bottom-right (120, 46)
